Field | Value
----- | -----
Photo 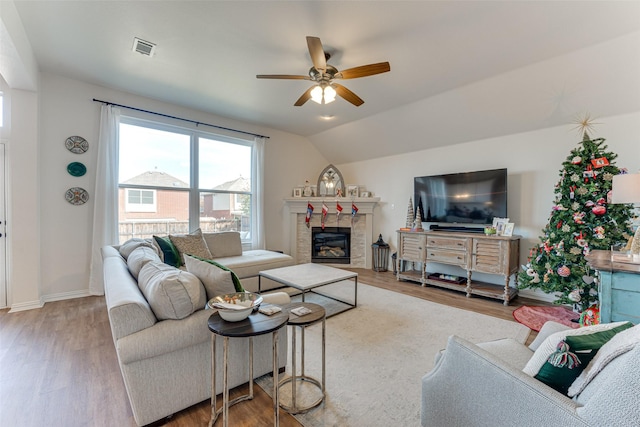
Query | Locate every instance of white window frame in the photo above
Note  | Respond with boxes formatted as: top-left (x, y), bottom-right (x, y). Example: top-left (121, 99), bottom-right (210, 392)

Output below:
top-left (118, 116), bottom-right (256, 244)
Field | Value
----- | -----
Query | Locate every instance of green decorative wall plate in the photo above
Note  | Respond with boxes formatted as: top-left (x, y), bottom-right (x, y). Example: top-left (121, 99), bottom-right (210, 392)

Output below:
top-left (67, 162), bottom-right (86, 177)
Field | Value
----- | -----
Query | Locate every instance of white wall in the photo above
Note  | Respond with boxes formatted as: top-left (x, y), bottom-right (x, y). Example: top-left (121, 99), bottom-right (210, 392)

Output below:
top-left (5, 72), bottom-right (325, 305)
top-left (338, 112), bottom-right (640, 301)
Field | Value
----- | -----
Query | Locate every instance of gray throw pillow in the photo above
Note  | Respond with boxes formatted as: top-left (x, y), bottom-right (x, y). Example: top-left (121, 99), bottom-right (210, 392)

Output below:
top-left (184, 254), bottom-right (236, 300)
top-left (127, 246), bottom-right (161, 280)
top-left (137, 262), bottom-right (206, 320)
top-left (119, 238), bottom-right (158, 260)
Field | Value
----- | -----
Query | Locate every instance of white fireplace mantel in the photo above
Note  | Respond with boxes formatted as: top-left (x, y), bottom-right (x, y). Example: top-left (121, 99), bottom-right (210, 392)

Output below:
top-left (284, 197), bottom-right (380, 268)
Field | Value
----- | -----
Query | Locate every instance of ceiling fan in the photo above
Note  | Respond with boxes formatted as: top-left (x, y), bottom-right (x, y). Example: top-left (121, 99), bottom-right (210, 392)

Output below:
top-left (256, 36), bottom-right (390, 107)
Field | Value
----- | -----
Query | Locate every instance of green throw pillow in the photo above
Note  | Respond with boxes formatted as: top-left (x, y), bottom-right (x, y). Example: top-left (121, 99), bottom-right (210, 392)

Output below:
top-left (188, 254), bottom-right (244, 292)
top-left (535, 322), bottom-right (633, 394)
top-left (153, 235), bottom-right (182, 268)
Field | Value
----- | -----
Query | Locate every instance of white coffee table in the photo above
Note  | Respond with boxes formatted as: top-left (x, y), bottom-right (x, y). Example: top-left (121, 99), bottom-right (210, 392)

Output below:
top-left (258, 263), bottom-right (358, 317)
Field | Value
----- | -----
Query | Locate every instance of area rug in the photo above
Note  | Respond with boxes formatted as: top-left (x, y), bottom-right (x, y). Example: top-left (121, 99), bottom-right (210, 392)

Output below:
top-left (512, 305), bottom-right (581, 331)
top-left (257, 282), bottom-right (530, 427)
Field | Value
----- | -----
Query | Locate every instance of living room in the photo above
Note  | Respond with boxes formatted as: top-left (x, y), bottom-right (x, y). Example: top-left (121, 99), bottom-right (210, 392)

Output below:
top-left (1, 1), bottom-right (640, 426)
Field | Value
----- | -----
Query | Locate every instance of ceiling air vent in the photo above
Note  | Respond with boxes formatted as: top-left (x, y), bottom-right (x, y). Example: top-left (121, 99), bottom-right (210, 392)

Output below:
top-left (132, 38), bottom-right (156, 57)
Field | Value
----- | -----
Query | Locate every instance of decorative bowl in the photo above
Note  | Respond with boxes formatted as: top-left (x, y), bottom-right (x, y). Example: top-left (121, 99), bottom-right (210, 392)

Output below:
top-left (208, 292), bottom-right (263, 322)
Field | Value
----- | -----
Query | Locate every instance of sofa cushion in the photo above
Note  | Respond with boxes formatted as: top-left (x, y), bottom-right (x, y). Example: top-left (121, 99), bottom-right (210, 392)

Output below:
top-left (153, 235), bottom-right (182, 267)
top-left (523, 321), bottom-right (632, 377)
top-left (119, 238), bottom-right (158, 260)
top-left (535, 323), bottom-right (632, 394)
top-left (169, 228), bottom-right (212, 263)
top-left (568, 322), bottom-right (640, 397)
top-left (127, 246), bottom-right (162, 279)
top-left (203, 231), bottom-right (243, 258)
top-left (184, 254), bottom-right (237, 300)
top-left (137, 262), bottom-right (206, 320)
top-left (477, 338), bottom-right (534, 370)
top-left (213, 250), bottom-right (294, 279)
top-left (187, 255), bottom-right (244, 292)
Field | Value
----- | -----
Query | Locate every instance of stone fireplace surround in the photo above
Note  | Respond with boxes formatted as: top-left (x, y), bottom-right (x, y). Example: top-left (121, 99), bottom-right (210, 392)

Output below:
top-left (284, 197), bottom-right (380, 269)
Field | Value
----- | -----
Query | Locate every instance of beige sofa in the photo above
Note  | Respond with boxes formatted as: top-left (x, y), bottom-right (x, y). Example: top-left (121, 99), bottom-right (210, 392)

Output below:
top-left (102, 232), bottom-right (295, 426)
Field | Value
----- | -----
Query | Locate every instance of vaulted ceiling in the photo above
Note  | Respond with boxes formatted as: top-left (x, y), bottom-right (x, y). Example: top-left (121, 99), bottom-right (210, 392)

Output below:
top-left (9, 1), bottom-right (640, 163)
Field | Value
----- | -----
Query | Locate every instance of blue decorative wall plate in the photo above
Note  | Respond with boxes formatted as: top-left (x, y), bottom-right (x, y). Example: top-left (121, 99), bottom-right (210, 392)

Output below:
top-left (67, 162), bottom-right (87, 177)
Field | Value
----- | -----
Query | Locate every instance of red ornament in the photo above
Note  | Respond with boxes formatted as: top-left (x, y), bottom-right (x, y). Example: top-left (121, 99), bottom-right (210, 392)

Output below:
top-left (557, 220), bottom-right (563, 229)
top-left (557, 265), bottom-right (571, 277)
top-left (592, 205), bottom-right (606, 215)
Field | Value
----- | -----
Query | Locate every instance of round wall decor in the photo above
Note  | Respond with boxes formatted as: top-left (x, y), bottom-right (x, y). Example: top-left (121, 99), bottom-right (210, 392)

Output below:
top-left (67, 162), bottom-right (87, 177)
top-left (65, 187), bottom-right (89, 205)
top-left (65, 136), bottom-right (89, 154)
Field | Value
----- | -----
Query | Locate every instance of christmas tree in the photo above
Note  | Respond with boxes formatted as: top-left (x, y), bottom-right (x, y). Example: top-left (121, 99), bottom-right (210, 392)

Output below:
top-left (518, 130), bottom-right (633, 312)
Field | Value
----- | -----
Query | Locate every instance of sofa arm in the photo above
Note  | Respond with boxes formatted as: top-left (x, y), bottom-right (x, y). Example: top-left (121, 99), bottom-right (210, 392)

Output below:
top-left (421, 336), bottom-right (589, 427)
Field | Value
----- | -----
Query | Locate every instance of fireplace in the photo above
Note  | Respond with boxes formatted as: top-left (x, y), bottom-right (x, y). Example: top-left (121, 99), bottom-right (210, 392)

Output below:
top-left (312, 227), bottom-right (351, 264)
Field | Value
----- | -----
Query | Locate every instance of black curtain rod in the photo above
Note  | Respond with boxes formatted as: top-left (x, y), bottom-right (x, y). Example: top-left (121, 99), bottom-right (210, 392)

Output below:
top-left (92, 98), bottom-right (269, 139)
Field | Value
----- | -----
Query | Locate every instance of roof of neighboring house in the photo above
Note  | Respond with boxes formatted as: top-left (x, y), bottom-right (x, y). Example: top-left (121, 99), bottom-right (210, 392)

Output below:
top-left (123, 171), bottom-right (189, 188)
top-left (213, 176), bottom-right (250, 192)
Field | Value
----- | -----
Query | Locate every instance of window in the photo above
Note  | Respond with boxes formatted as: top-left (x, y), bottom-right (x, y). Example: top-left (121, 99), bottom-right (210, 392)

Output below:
top-left (125, 188), bottom-right (156, 212)
top-left (118, 118), bottom-right (255, 245)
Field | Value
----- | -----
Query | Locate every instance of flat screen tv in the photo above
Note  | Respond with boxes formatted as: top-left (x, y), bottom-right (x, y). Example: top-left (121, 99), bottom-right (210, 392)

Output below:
top-left (414, 168), bottom-right (507, 226)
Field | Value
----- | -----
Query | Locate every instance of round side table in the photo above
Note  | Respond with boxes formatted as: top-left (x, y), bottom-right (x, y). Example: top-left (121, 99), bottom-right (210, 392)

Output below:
top-left (278, 302), bottom-right (326, 414)
top-left (208, 310), bottom-right (288, 427)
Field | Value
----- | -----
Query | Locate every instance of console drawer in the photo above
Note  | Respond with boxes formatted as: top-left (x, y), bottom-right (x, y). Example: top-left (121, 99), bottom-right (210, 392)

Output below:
top-left (427, 249), bottom-right (467, 267)
top-left (426, 236), bottom-right (467, 251)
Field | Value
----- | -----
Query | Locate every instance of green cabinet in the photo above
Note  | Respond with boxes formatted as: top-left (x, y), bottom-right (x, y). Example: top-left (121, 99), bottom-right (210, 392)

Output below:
top-left (587, 250), bottom-right (640, 324)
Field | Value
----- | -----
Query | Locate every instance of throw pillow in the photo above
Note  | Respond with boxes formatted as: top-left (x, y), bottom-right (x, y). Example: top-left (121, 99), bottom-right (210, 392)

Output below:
top-left (203, 231), bottom-right (243, 258)
top-left (568, 323), bottom-right (640, 397)
top-left (127, 246), bottom-right (161, 279)
top-left (523, 321), bottom-right (632, 377)
top-left (137, 262), bottom-right (206, 320)
top-left (119, 238), bottom-right (158, 260)
top-left (169, 228), bottom-right (213, 264)
top-left (187, 255), bottom-right (244, 292)
top-left (153, 235), bottom-right (182, 267)
top-left (183, 254), bottom-right (237, 300)
top-left (533, 322), bottom-right (632, 394)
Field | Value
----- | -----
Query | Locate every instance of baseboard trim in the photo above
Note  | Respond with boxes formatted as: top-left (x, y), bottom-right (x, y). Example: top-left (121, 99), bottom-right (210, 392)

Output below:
top-left (42, 290), bottom-right (92, 303)
top-left (9, 299), bottom-right (45, 313)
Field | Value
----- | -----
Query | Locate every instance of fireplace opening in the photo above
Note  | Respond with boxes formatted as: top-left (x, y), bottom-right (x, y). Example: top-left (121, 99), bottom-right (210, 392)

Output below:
top-left (312, 227), bottom-right (351, 264)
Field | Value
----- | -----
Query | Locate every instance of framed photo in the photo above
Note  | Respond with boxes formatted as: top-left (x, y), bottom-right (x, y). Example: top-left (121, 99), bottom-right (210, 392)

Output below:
top-left (293, 187), bottom-right (303, 198)
top-left (361, 191), bottom-right (371, 198)
top-left (492, 217), bottom-right (509, 235)
top-left (347, 185), bottom-right (359, 198)
top-left (502, 223), bottom-right (515, 237)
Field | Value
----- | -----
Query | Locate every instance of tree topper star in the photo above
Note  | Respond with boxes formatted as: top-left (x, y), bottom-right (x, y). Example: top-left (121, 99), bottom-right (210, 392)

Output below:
top-left (572, 113), bottom-right (600, 140)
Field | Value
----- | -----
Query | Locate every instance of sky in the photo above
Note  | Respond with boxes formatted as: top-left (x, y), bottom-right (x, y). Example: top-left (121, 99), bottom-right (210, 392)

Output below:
top-left (119, 123), bottom-right (251, 188)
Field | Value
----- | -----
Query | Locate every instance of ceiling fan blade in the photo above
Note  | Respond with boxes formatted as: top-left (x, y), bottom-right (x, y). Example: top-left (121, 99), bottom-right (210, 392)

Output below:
top-left (256, 74), bottom-right (311, 80)
top-left (335, 62), bottom-right (391, 79)
top-left (294, 87), bottom-right (314, 106)
top-left (333, 83), bottom-right (364, 106)
top-left (306, 36), bottom-right (326, 73)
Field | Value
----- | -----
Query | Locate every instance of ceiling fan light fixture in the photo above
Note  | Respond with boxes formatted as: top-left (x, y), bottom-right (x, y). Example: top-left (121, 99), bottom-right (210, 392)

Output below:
top-left (310, 84), bottom-right (336, 105)
top-left (324, 85), bottom-right (336, 103)
top-left (310, 85), bottom-right (324, 104)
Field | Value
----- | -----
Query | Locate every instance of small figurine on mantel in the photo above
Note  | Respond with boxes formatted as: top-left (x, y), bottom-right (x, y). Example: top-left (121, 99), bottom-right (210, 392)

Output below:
top-left (303, 180), bottom-right (312, 197)
top-left (412, 207), bottom-right (424, 231)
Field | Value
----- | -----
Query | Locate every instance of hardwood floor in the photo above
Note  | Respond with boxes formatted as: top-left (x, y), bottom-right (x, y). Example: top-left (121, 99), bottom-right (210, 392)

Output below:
top-left (0, 269), bottom-right (547, 426)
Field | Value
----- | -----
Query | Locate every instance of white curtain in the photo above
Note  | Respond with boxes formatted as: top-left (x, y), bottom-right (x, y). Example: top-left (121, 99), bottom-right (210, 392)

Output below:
top-left (89, 105), bottom-right (120, 295)
top-left (251, 137), bottom-right (265, 249)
